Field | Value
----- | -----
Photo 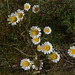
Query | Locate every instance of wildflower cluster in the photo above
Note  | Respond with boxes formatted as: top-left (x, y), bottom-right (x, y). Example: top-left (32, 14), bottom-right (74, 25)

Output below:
top-left (29, 26), bottom-right (61, 63)
top-left (20, 57), bottom-right (43, 70)
top-left (7, 3), bottom-right (40, 26)
top-left (29, 26), bottom-right (41, 45)
top-left (7, 9), bottom-right (25, 26)
top-left (7, 2), bottom-right (75, 71)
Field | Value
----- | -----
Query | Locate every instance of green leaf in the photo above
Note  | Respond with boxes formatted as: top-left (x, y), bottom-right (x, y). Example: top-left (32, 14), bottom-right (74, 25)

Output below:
top-left (61, 19), bottom-right (69, 26)
top-left (66, 27), bottom-right (71, 33)
top-left (32, 71), bottom-right (40, 75)
top-left (73, 23), bottom-right (75, 29)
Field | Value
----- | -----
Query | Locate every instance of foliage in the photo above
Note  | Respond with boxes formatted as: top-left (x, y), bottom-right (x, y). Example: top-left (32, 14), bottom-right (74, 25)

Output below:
top-left (0, 0), bottom-right (75, 75)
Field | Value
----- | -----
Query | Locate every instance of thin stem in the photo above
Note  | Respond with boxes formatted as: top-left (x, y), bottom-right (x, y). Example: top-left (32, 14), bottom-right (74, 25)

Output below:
top-left (14, 47), bottom-right (43, 58)
top-left (7, 0), bottom-right (10, 14)
top-left (31, 47), bottom-right (38, 57)
top-left (14, 47), bottom-right (36, 57)
top-left (28, 9), bottom-right (31, 25)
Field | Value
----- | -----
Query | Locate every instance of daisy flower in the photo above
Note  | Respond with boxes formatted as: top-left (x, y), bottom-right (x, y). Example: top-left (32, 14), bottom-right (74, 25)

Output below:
top-left (29, 26), bottom-right (41, 38)
top-left (15, 9), bottom-right (25, 21)
top-left (32, 57), bottom-right (43, 70)
top-left (32, 37), bottom-right (41, 45)
top-left (44, 26), bottom-right (52, 35)
top-left (48, 51), bottom-right (60, 63)
top-left (37, 45), bottom-right (42, 52)
top-left (42, 42), bottom-right (53, 54)
top-left (32, 5), bottom-right (40, 13)
top-left (24, 3), bottom-right (31, 11)
top-left (68, 46), bottom-right (75, 57)
top-left (20, 58), bottom-right (32, 70)
top-left (7, 13), bottom-right (19, 26)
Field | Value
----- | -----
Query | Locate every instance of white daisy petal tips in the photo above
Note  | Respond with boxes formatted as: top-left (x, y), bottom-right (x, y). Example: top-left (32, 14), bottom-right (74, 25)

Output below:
top-left (32, 57), bottom-right (43, 70)
top-left (32, 5), bottom-right (40, 13)
top-left (15, 9), bottom-right (25, 21)
top-left (68, 46), bottom-right (75, 57)
top-left (42, 42), bottom-right (53, 54)
top-left (48, 51), bottom-right (60, 63)
top-left (44, 26), bottom-right (52, 35)
top-left (32, 37), bottom-right (41, 45)
top-left (20, 58), bottom-right (32, 70)
top-left (29, 26), bottom-right (41, 38)
top-left (24, 3), bottom-right (31, 11)
top-left (7, 13), bottom-right (19, 26)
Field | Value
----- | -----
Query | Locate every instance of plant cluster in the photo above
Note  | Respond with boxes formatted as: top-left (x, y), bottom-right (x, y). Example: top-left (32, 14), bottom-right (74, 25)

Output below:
top-left (7, 1), bottom-right (75, 71)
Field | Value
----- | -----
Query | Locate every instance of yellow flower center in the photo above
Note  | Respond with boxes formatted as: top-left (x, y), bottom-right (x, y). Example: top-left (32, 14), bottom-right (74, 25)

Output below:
top-left (71, 49), bottom-right (75, 54)
top-left (34, 38), bottom-right (39, 42)
top-left (32, 29), bottom-right (38, 36)
top-left (11, 16), bottom-right (17, 22)
top-left (34, 7), bottom-right (39, 11)
top-left (34, 60), bottom-right (40, 67)
top-left (18, 13), bottom-right (23, 18)
top-left (44, 45), bottom-right (50, 51)
top-left (24, 61), bottom-right (29, 67)
top-left (45, 28), bottom-right (50, 33)
top-left (25, 5), bottom-right (29, 9)
top-left (50, 53), bottom-right (58, 60)
top-left (38, 46), bottom-right (41, 51)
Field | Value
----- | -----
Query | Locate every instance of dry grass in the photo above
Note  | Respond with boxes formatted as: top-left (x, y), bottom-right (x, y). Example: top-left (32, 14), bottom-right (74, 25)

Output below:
top-left (0, 0), bottom-right (75, 75)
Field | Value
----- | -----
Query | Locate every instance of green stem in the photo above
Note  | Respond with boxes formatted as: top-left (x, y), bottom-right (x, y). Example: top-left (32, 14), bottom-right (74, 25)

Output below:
top-left (14, 47), bottom-right (36, 57)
